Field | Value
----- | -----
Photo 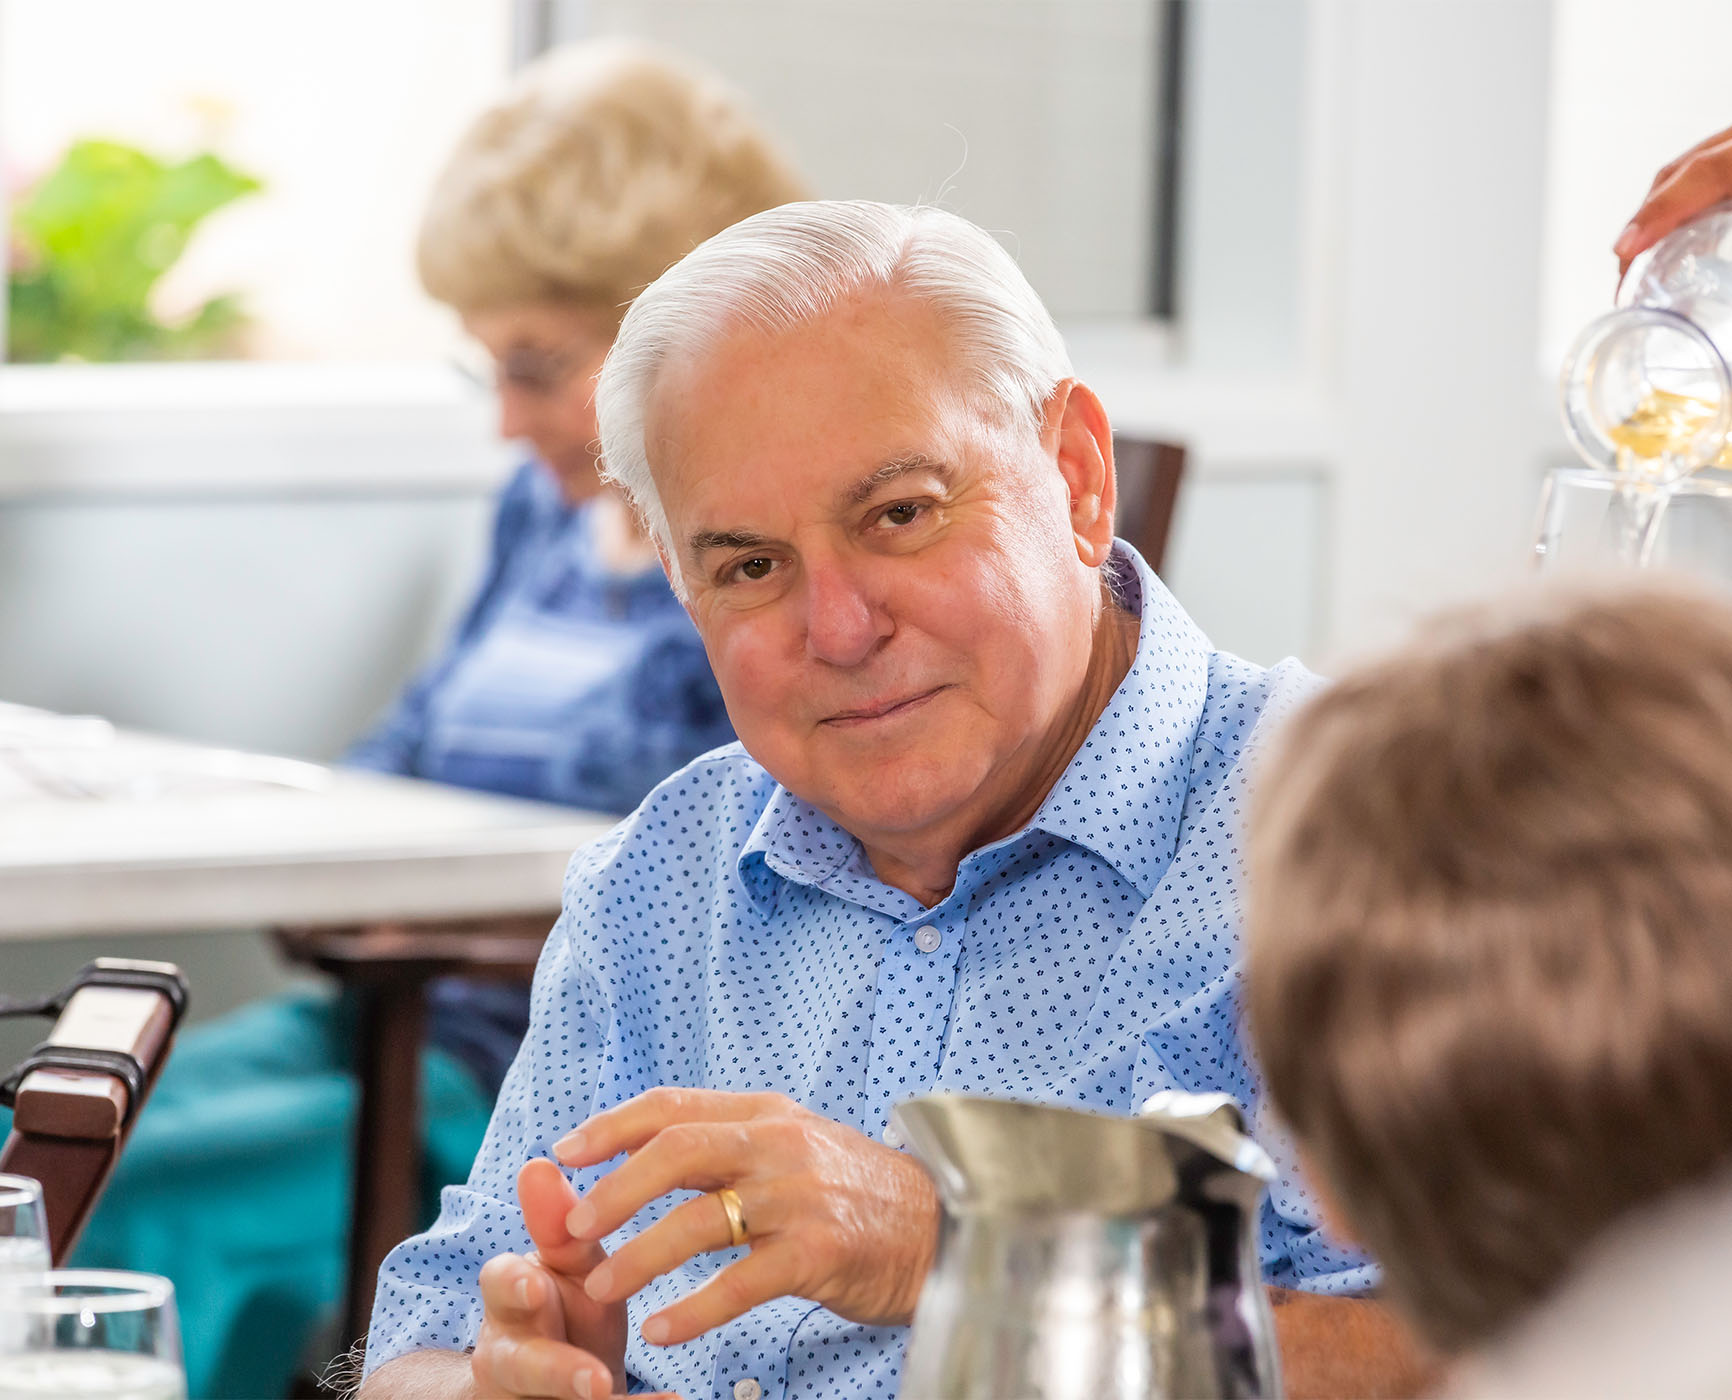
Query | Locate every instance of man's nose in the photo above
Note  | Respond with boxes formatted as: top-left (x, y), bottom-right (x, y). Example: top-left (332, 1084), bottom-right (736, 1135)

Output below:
top-left (497, 385), bottom-right (540, 444)
top-left (802, 557), bottom-right (891, 667)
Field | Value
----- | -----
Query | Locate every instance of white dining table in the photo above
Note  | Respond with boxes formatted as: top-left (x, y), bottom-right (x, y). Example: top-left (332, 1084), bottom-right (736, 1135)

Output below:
top-left (0, 702), bottom-right (610, 937)
top-left (0, 700), bottom-right (614, 1343)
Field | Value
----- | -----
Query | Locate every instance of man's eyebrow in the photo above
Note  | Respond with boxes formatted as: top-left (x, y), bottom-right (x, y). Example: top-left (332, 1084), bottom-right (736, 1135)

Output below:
top-left (686, 456), bottom-right (953, 555)
top-left (688, 527), bottom-right (773, 555)
top-left (843, 453), bottom-right (953, 506)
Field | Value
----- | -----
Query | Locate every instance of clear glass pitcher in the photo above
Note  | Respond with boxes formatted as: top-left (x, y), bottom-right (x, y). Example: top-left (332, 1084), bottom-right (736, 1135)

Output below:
top-left (894, 1090), bottom-right (1282, 1400)
top-left (1553, 201), bottom-right (1732, 567)
top-left (1562, 201), bottom-right (1732, 483)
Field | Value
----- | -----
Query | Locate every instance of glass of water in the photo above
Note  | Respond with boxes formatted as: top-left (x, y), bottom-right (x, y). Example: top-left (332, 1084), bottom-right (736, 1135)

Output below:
top-left (0, 1271), bottom-right (185, 1400)
top-left (1535, 464), bottom-right (1732, 589)
top-left (0, 1178), bottom-right (48, 1277)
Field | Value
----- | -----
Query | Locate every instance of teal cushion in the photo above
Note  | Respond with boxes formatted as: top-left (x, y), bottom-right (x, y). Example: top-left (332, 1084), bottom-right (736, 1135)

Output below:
top-left (28, 987), bottom-right (494, 1399)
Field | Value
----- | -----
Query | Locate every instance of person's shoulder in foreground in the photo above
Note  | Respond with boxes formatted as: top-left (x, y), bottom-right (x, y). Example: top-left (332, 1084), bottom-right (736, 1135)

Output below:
top-left (1246, 579), bottom-right (1732, 1397)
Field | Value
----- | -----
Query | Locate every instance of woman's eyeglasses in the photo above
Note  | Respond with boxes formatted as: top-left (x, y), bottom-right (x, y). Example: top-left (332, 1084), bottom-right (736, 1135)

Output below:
top-left (450, 333), bottom-right (604, 396)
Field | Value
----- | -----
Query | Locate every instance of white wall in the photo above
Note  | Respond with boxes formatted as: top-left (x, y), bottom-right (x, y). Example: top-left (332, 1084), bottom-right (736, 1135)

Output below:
top-left (1543, 0), bottom-right (1732, 371)
top-left (0, 363), bottom-right (508, 755)
top-left (1321, 0), bottom-right (1556, 661)
top-left (1177, 0), bottom-right (1309, 374)
top-left (0, 490), bottom-right (489, 758)
top-left (563, 0), bottom-right (1164, 319)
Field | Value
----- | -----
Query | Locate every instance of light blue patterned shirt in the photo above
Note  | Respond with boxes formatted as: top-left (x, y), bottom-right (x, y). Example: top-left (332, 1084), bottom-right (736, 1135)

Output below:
top-left (365, 543), bottom-right (1373, 1398)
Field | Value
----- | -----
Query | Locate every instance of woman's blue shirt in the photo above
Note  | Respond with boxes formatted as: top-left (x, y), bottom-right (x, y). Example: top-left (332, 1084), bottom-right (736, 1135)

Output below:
top-left (345, 462), bottom-right (733, 1090)
top-left (346, 461), bottom-right (731, 811)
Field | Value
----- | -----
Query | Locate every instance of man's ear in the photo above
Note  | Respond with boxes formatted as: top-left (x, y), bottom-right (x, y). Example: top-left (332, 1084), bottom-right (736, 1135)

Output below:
top-left (1043, 378), bottom-right (1117, 567)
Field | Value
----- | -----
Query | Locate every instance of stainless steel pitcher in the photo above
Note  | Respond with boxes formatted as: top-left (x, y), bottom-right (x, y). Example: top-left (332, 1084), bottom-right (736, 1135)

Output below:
top-left (894, 1090), bottom-right (1282, 1400)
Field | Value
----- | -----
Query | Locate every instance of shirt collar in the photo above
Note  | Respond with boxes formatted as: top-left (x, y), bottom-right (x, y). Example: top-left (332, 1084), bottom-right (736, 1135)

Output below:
top-left (738, 783), bottom-right (856, 908)
top-left (735, 541), bottom-right (1211, 911)
top-left (1020, 541), bottom-right (1211, 899)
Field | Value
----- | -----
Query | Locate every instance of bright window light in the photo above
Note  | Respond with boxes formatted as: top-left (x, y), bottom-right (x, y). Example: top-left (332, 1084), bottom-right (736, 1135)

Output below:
top-left (1, 0), bottom-right (511, 364)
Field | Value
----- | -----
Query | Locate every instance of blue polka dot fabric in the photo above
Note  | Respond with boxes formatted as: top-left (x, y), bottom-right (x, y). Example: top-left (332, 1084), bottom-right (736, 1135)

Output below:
top-left (364, 542), bottom-right (1374, 1398)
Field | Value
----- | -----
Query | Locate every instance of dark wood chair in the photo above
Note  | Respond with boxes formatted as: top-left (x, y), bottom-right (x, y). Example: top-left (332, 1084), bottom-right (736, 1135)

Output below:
top-left (274, 915), bottom-right (553, 1348)
top-left (0, 959), bottom-right (189, 1262)
top-left (1112, 435), bottom-right (1188, 574)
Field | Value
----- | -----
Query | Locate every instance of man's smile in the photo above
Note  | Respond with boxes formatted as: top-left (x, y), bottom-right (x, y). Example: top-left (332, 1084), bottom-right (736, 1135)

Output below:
top-left (819, 684), bottom-right (951, 728)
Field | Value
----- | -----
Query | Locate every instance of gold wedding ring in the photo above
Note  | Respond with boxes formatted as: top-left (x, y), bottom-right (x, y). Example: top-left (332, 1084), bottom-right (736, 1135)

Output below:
top-left (716, 1186), bottom-right (749, 1248)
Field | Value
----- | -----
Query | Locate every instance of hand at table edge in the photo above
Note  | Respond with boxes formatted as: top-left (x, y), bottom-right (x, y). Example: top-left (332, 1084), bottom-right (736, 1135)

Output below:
top-left (552, 1087), bottom-right (941, 1346)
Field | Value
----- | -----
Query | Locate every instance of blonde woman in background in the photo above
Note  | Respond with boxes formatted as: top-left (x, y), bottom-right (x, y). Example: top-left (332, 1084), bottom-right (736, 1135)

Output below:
top-left (348, 38), bottom-right (807, 1104)
top-left (64, 43), bottom-right (806, 1399)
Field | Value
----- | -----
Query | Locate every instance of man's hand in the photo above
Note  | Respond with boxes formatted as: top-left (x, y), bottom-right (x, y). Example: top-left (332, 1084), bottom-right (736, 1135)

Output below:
top-left (553, 1088), bottom-right (939, 1348)
top-left (1616, 121), bottom-right (1732, 277)
top-left (470, 1158), bottom-right (628, 1399)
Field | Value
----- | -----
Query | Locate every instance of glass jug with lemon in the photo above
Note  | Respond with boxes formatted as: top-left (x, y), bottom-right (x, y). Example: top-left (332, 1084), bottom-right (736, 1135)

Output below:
top-left (1546, 202), bottom-right (1732, 573)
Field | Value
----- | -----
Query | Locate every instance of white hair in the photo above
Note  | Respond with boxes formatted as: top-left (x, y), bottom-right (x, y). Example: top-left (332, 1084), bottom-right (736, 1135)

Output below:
top-left (594, 200), bottom-right (1073, 584)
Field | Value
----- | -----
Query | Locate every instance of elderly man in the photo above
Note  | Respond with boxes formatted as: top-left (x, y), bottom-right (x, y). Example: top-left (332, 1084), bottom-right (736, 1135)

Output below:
top-left (362, 201), bottom-right (1424, 1400)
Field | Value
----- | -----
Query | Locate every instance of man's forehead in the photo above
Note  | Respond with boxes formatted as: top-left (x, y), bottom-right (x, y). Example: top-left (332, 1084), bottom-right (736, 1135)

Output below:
top-left (650, 291), bottom-right (969, 409)
top-left (642, 300), bottom-right (976, 488)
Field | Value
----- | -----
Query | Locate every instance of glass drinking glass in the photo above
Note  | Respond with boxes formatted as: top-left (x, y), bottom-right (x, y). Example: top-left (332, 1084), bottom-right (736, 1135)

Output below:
top-left (1561, 201), bottom-right (1732, 483)
top-left (0, 1178), bottom-right (48, 1278)
top-left (0, 1270), bottom-right (185, 1400)
top-left (1534, 465), bottom-right (1732, 591)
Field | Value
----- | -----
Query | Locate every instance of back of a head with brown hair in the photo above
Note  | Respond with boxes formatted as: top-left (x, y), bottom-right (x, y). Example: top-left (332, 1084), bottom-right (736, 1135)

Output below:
top-left (418, 38), bottom-right (808, 319)
top-left (1247, 582), bottom-right (1732, 1354)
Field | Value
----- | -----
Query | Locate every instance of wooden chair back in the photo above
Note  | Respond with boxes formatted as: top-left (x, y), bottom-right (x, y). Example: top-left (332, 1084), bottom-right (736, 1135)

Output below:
top-left (1112, 435), bottom-right (1188, 574)
top-left (0, 960), bottom-right (188, 1262)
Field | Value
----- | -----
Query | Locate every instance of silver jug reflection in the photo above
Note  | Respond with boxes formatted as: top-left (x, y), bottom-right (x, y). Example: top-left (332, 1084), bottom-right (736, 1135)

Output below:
top-left (895, 1090), bottom-right (1281, 1400)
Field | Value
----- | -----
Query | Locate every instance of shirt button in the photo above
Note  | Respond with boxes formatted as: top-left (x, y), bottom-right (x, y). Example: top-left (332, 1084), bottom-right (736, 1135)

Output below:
top-left (734, 1381), bottom-right (763, 1400)
top-left (882, 1120), bottom-right (903, 1149)
top-left (914, 924), bottom-right (943, 954)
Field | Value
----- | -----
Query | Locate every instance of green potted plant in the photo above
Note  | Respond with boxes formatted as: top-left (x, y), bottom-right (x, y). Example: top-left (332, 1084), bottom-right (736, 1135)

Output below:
top-left (7, 138), bottom-right (262, 363)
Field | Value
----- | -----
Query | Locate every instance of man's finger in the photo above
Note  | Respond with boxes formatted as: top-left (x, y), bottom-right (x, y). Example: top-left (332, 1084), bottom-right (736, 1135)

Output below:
top-left (473, 1329), bottom-right (613, 1400)
top-left (566, 1122), bottom-right (756, 1242)
top-left (479, 1252), bottom-right (558, 1328)
top-left (583, 1186), bottom-right (759, 1303)
top-left (519, 1157), bottom-right (608, 1277)
top-left (639, 1247), bottom-right (793, 1348)
top-left (553, 1087), bottom-right (783, 1169)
